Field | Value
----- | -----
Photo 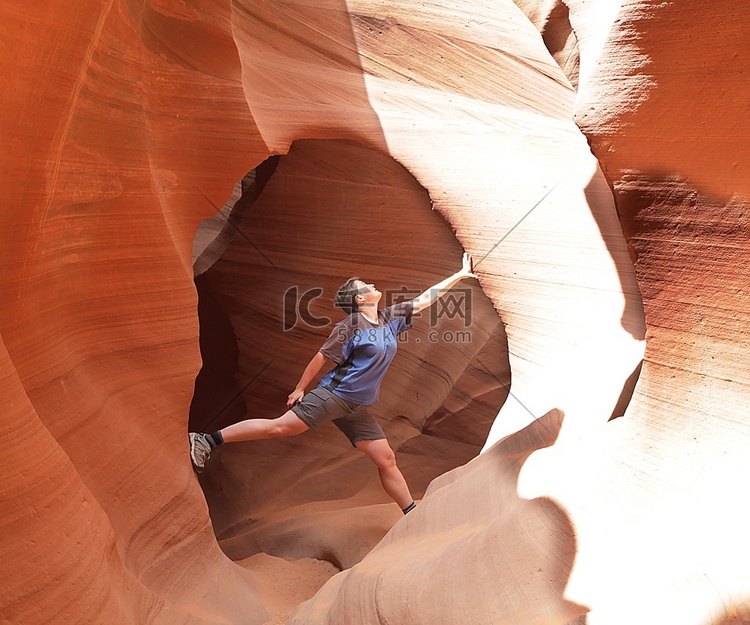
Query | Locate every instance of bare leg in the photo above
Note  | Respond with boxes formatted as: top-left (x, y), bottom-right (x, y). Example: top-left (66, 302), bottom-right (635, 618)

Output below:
top-left (355, 438), bottom-right (414, 510)
top-left (221, 410), bottom-right (309, 443)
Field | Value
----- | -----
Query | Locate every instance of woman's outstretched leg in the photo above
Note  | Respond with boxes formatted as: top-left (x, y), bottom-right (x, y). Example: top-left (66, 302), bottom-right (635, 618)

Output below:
top-left (189, 411), bottom-right (308, 472)
top-left (221, 410), bottom-right (309, 442)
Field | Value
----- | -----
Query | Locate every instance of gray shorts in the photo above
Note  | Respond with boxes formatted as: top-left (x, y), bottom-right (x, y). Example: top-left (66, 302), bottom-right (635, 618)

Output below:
top-left (290, 386), bottom-right (386, 446)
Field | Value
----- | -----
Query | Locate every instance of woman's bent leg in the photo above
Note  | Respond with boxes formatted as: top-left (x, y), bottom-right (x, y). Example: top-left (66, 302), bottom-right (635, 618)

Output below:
top-left (355, 438), bottom-right (414, 510)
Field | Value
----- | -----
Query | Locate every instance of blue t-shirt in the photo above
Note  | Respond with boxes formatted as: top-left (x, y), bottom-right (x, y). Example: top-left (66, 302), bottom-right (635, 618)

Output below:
top-left (318, 301), bottom-right (413, 405)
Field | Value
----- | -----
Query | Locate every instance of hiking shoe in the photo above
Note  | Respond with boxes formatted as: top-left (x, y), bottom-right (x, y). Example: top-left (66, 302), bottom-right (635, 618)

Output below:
top-left (189, 432), bottom-right (212, 473)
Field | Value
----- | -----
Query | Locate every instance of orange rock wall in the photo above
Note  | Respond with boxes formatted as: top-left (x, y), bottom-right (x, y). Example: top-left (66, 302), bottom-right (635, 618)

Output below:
top-left (2, 0), bottom-right (748, 624)
top-left (1, 1), bottom-right (267, 623)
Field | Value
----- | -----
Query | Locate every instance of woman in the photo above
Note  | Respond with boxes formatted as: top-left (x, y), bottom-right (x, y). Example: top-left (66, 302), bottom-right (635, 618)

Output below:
top-left (189, 253), bottom-right (477, 515)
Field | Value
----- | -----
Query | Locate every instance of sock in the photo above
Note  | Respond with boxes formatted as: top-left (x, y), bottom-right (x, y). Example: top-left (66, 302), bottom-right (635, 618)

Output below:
top-left (207, 431), bottom-right (224, 448)
top-left (402, 502), bottom-right (416, 515)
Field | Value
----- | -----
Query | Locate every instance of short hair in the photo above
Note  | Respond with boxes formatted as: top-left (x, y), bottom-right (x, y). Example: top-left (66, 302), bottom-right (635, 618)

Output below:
top-left (335, 277), bottom-right (361, 314)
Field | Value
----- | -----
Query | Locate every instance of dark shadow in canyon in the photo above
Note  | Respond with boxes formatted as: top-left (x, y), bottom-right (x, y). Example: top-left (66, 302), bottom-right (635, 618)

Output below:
top-left (608, 359), bottom-right (643, 421)
top-left (190, 273), bottom-right (246, 432)
top-left (538, 172), bottom-right (646, 422)
top-left (583, 173), bottom-right (647, 342)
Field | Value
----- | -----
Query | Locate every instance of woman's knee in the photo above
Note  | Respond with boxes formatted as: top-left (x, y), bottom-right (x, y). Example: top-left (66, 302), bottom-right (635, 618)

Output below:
top-left (371, 443), bottom-right (397, 469)
top-left (271, 412), bottom-right (308, 437)
top-left (381, 452), bottom-right (398, 470)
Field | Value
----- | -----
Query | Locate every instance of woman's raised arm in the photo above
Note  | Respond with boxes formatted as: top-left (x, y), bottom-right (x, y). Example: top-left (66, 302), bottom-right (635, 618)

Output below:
top-left (410, 252), bottom-right (477, 314)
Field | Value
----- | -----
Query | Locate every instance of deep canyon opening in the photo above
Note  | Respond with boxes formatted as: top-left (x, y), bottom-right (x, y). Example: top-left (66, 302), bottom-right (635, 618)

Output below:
top-left (188, 138), bottom-right (512, 567)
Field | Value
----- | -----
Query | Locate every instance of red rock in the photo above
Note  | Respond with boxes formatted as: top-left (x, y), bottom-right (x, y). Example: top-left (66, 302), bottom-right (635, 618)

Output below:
top-left (1, 1), bottom-right (266, 623)
top-left (3, 0), bottom-right (748, 624)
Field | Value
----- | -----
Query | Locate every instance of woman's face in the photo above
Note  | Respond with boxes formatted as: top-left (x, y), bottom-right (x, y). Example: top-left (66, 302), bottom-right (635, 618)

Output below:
top-left (354, 280), bottom-right (382, 307)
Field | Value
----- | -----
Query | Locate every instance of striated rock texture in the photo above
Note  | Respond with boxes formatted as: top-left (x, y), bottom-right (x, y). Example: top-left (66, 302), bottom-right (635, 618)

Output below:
top-left (0, 1), bottom-right (268, 623)
top-left (1, 2), bottom-right (748, 625)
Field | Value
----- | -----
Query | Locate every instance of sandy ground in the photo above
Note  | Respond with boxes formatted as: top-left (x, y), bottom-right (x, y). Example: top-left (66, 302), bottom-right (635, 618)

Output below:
top-left (237, 553), bottom-right (340, 625)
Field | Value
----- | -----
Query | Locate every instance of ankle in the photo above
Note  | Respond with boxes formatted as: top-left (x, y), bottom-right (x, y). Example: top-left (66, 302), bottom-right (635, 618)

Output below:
top-left (207, 431), bottom-right (224, 448)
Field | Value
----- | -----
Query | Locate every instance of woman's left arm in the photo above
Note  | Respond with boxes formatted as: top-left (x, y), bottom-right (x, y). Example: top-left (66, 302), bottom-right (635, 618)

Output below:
top-left (410, 252), bottom-right (478, 314)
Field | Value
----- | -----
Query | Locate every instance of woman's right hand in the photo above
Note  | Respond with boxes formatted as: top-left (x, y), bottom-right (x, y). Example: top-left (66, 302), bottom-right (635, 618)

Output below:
top-left (287, 388), bottom-right (305, 408)
top-left (458, 252), bottom-right (478, 279)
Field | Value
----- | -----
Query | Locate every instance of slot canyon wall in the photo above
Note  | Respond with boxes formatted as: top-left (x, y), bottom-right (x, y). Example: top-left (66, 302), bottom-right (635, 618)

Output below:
top-left (1, 2), bottom-right (748, 625)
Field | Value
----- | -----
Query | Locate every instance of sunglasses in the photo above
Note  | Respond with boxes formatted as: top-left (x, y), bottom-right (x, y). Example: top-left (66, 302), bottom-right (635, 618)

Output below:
top-left (355, 283), bottom-right (376, 295)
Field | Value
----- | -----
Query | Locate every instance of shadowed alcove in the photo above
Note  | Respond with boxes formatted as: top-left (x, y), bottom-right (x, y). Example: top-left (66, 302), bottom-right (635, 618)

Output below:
top-left (189, 138), bottom-right (511, 570)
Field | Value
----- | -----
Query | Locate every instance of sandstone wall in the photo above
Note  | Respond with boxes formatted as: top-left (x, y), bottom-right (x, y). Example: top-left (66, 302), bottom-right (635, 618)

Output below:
top-left (0, 1), bottom-right (268, 623)
top-left (2, 1), bottom-right (747, 624)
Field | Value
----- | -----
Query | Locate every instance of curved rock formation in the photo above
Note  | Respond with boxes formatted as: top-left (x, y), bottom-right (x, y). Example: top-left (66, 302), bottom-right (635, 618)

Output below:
top-left (556, 1), bottom-right (750, 622)
top-left (0, 2), bottom-right (267, 623)
top-left (2, 0), bottom-right (748, 624)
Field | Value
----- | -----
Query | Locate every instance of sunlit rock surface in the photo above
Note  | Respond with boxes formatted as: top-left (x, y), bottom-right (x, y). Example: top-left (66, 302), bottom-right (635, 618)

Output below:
top-left (2, 1), bottom-right (748, 625)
